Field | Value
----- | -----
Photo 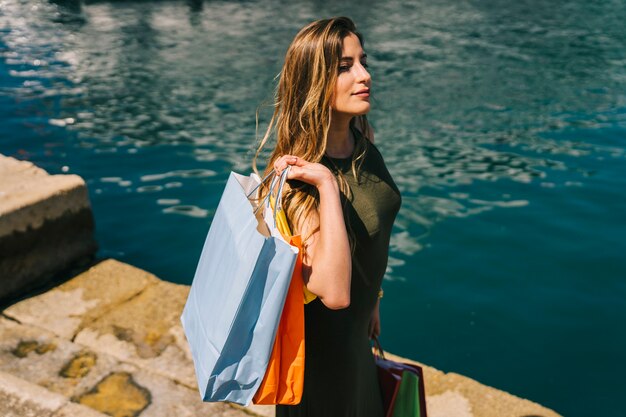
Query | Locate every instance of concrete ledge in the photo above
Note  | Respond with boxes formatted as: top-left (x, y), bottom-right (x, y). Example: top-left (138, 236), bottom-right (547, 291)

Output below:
top-left (74, 277), bottom-right (194, 387)
top-left (0, 369), bottom-right (108, 417)
top-left (0, 154), bottom-right (97, 303)
top-left (0, 316), bottom-right (246, 417)
top-left (1, 258), bottom-right (563, 417)
top-left (383, 351), bottom-right (561, 417)
top-left (4, 259), bottom-right (155, 339)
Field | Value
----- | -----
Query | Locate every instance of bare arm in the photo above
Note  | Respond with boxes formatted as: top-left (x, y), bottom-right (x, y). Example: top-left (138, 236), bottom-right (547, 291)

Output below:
top-left (274, 156), bottom-right (351, 309)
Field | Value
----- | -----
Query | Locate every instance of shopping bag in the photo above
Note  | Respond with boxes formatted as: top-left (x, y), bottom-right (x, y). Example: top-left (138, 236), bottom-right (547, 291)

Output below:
top-left (253, 194), bottom-right (305, 405)
top-left (377, 356), bottom-right (402, 416)
top-left (372, 336), bottom-right (428, 417)
top-left (392, 371), bottom-right (422, 417)
top-left (180, 168), bottom-right (299, 405)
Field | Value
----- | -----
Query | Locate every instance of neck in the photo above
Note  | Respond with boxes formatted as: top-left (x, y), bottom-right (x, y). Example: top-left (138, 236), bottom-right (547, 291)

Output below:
top-left (326, 112), bottom-right (354, 158)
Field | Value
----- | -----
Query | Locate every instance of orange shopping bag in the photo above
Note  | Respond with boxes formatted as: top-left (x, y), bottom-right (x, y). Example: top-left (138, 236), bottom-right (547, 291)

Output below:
top-left (253, 196), bottom-right (306, 405)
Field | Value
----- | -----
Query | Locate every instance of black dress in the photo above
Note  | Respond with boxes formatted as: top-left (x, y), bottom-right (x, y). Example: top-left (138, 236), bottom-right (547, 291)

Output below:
top-left (276, 126), bottom-right (402, 417)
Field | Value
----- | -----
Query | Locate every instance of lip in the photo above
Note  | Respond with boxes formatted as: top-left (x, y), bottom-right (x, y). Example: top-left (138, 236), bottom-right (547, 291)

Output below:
top-left (353, 88), bottom-right (370, 97)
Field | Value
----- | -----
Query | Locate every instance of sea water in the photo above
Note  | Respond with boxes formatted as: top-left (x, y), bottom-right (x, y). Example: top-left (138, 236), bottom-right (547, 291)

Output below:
top-left (1, 0), bottom-right (625, 415)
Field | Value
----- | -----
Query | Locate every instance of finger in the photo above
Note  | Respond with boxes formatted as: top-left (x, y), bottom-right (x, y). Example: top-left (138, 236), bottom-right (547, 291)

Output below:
top-left (285, 165), bottom-right (301, 180)
top-left (274, 160), bottom-right (288, 174)
top-left (277, 157), bottom-right (294, 169)
top-left (278, 155), bottom-right (303, 166)
top-left (288, 156), bottom-right (308, 167)
top-left (275, 156), bottom-right (288, 168)
top-left (274, 155), bottom-right (287, 167)
top-left (274, 165), bottom-right (286, 175)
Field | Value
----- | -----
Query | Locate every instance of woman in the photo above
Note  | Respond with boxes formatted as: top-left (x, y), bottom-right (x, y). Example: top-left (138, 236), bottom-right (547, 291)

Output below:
top-left (253, 16), bottom-right (402, 417)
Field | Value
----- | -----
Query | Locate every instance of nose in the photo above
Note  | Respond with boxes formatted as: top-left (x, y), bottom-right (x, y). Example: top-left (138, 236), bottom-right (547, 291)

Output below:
top-left (356, 62), bottom-right (371, 85)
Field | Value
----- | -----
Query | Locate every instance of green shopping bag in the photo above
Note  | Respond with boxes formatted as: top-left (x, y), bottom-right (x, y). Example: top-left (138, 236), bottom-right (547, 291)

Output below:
top-left (392, 371), bottom-right (422, 417)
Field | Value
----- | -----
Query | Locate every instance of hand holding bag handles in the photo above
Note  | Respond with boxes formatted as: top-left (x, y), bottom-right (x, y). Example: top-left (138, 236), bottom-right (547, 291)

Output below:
top-left (372, 336), bottom-right (428, 417)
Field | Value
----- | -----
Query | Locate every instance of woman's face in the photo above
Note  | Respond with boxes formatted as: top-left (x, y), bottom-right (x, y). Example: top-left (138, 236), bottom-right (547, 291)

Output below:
top-left (332, 32), bottom-right (371, 117)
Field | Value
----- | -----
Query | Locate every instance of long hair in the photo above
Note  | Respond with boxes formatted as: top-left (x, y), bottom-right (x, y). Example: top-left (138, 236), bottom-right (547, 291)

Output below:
top-left (252, 16), bottom-right (372, 257)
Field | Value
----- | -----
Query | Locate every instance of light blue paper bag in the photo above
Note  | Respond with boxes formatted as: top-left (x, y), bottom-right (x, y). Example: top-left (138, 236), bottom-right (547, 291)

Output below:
top-left (180, 169), bottom-right (298, 405)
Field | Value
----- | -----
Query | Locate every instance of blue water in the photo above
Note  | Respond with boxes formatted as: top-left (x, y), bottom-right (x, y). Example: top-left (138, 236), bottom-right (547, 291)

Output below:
top-left (1, 0), bottom-right (625, 415)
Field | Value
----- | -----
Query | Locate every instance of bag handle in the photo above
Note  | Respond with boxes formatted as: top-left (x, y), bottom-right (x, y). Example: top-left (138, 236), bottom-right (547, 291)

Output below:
top-left (247, 169), bottom-right (276, 200)
top-left (247, 167), bottom-right (292, 229)
top-left (267, 166), bottom-right (291, 229)
top-left (273, 165), bottom-right (290, 222)
top-left (372, 335), bottom-right (386, 360)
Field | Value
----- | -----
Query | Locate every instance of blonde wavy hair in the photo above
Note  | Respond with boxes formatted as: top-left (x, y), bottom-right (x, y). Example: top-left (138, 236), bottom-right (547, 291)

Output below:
top-left (252, 16), bottom-right (373, 256)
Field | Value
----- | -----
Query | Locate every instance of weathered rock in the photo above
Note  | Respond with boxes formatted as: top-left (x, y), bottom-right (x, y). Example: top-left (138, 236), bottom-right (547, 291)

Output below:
top-left (0, 256), bottom-right (564, 417)
top-left (74, 278), bottom-right (195, 387)
top-left (12, 340), bottom-right (57, 358)
top-left (74, 371), bottom-right (151, 417)
top-left (4, 259), bottom-right (156, 339)
top-left (59, 351), bottom-right (97, 379)
top-left (0, 316), bottom-right (120, 399)
top-left (383, 351), bottom-right (561, 417)
top-left (0, 369), bottom-right (68, 417)
top-left (0, 154), bottom-right (98, 304)
top-left (121, 366), bottom-right (246, 417)
top-left (243, 404), bottom-right (275, 417)
top-left (0, 316), bottom-right (247, 417)
top-left (427, 390), bottom-right (473, 417)
top-left (53, 402), bottom-right (109, 417)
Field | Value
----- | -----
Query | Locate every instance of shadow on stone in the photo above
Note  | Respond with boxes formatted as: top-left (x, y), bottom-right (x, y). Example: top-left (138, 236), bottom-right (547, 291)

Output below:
top-left (0, 256), bottom-right (103, 311)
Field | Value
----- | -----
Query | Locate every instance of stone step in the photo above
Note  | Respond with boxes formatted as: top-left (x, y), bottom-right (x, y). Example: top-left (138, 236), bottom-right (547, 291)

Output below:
top-left (0, 314), bottom-right (252, 417)
top-left (0, 368), bottom-right (108, 417)
top-left (0, 154), bottom-right (97, 305)
top-left (1, 258), bottom-right (563, 417)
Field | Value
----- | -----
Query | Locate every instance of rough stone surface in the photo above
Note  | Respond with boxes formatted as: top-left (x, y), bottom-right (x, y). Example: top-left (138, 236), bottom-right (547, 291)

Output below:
top-left (75, 371), bottom-right (152, 417)
top-left (0, 153), bottom-right (98, 303)
top-left (0, 258), bottom-right (564, 417)
top-left (0, 316), bottom-right (121, 399)
top-left (0, 370), bottom-right (66, 417)
top-left (0, 316), bottom-right (246, 417)
top-left (0, 154), bottom-right (89, 236)
top-left (244, 404), bottom-right (275, 417)
top-left (52, 402), bottom-right (109, 417)
top-left (383, 351), bottom-right (561, 417)
top-left (59, 351), bottom-right (98, 379)
top-left (4, 259), bottom-right (155, 339)
top-left (121, 366), bottom-right (246, 417)
top-left (74, 279), bottom-right (195, 387)
top-left (427, 390), bottom-right (473, 417)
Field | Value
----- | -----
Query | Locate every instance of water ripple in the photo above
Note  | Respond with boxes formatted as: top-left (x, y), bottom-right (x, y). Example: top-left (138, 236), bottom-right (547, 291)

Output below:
top-left (2, 1), bottom-right (626, 414)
